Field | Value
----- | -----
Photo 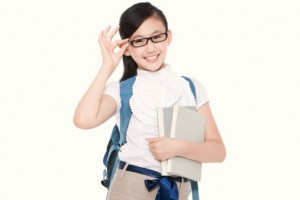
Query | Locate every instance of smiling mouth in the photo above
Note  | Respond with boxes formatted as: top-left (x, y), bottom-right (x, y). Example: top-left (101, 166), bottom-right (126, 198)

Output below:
top-left (144, 55), bottom-right (159, 61)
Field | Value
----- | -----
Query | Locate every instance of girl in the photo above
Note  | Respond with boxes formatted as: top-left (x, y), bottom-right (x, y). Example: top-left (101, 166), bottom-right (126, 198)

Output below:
top-left (73, 2), bottom-right (226, 200)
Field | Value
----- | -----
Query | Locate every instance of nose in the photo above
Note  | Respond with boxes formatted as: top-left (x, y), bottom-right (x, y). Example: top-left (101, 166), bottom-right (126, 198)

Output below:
top-left (145, 39), bottom-right (157, 53)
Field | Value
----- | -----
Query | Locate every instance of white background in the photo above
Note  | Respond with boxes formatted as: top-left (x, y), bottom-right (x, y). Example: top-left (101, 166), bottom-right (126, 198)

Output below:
top-left (1, 0), bottom-right (299, 199)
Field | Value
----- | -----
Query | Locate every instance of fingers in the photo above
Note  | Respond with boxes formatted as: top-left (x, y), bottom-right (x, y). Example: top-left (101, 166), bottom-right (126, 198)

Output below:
top-left (110, 38), bottom-right (129, 50)
top-left (145, 137), bottom-right (161, 143)
top-left (98, 26), bottom-right (111, 44)
top-left (98, 25), bottom-right (130, 66)
top-left (116, 39), bottom-right (130, 56)
top-left (99, 25), bottom-right (120, 44)
top-left (107, 25), bottom-right (120, 42)
top-left (99, 25), bottom-right (129, 52)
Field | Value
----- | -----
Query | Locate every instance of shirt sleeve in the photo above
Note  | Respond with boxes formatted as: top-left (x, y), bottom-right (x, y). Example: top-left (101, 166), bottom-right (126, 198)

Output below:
top-left (191, 78), bottom-right (210, 109)
top-left (103, 81), bottom-right (121, 110)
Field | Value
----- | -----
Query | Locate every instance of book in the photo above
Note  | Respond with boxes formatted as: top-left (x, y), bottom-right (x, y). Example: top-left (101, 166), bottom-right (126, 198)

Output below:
top-left (157, 107), bottom-right (174, 175)
top-left (157, 106), bottom-right (205, 181)
top-left (168, 105), bottom-right (205, 181)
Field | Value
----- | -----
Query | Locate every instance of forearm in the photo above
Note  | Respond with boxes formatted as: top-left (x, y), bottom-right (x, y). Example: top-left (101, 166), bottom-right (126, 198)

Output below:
top-left (73, 65), bottom-right (113, 128)
top-left (176, 139), bottom-right (226, 163)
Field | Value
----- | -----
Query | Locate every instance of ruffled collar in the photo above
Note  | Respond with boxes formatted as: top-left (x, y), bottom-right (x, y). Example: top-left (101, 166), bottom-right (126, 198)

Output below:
top-left (130, 65), bottom-right (196, 125)
top-left (137, 64), bottom-right (169, 77)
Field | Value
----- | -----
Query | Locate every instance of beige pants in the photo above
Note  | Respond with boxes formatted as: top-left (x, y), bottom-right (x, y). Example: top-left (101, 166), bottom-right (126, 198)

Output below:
top-left (107, 168), bottom-right (191, 200)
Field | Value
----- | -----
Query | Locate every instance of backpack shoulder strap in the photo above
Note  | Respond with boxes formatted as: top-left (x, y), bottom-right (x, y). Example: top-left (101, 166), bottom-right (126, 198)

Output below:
top-left (119, 76), bottom-right (136, 145)
top-left (182, 76), bottom-right (196, 99)
top-left (182, 76), bottom-right (200, 200)
top-left (191, 181), bottom-right (200, 200)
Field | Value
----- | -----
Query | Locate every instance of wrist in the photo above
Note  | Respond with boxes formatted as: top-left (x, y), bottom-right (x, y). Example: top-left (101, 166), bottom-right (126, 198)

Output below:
top-left (174, 139), bottom-right (189, 157)
top-left (99, 64), bottom-right (115, 78)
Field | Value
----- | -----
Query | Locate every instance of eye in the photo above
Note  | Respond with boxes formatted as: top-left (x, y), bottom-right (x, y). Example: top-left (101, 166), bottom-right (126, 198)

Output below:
top-left (152, 34), bottom-right (163, 40)
top-left (133, 38), bottom-right (146, 45)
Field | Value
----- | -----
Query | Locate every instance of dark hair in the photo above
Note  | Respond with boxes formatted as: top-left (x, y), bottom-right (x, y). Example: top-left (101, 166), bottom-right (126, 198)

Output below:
top-left (119, 2), bottom-right (168, 81)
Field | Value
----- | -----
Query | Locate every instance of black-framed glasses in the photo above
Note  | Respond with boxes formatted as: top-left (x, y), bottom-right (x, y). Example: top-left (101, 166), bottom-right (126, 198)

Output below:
top-left (128, 32), bottom-right (168, 47)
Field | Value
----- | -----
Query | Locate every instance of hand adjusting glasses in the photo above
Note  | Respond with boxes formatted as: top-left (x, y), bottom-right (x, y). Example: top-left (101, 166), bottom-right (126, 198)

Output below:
top-left (128, 32), bottom-right (168, 47)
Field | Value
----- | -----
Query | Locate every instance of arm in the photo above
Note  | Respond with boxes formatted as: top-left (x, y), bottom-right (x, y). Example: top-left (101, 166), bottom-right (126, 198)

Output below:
top-left (147, 103), bottom-right (226, 163)
top-left (73, 26), bottom-right (129, 129)
top-left (177, 103), bottom-right (226, 162)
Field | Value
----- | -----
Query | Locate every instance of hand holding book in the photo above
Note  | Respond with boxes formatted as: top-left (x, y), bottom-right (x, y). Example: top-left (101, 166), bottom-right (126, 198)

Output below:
top-left (145, 137), bottom-right (187, 161)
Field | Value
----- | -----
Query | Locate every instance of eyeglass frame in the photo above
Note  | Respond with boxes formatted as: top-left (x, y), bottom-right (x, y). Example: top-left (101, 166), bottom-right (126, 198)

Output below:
top-left (128, 32), bottom-right (168, 48)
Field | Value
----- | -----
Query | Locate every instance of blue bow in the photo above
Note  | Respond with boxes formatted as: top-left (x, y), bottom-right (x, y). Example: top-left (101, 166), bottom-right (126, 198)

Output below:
top-left (145, 176), bottom-right (179, 200)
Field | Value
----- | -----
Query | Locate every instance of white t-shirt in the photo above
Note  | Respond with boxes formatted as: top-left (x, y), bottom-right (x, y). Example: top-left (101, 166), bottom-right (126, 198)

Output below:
top-left (104, 66), bottom-right (209, 173)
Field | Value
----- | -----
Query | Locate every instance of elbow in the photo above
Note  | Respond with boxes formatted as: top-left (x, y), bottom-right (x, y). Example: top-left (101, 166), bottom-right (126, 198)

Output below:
top-left (73, 114), bottom-right (93, 130)
top-left (203, 140), bottom-right (226, 163)
top-left (207, 142), bottom-right (226, 163)
top-left (217, 144), bottom-right (227, 162)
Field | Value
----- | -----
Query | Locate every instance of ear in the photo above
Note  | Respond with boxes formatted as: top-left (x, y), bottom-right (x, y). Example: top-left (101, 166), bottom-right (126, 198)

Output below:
top-left (167, 30), bottom-right (172, 45)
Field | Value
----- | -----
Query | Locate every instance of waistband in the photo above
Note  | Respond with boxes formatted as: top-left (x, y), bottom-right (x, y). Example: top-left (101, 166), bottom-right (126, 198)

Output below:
top-left (118, 161), bottom-right (189, 182)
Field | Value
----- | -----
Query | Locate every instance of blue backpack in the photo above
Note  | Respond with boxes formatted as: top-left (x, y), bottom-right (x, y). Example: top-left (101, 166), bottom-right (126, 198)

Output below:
top-left (101, 76), bottom-right (200, 200)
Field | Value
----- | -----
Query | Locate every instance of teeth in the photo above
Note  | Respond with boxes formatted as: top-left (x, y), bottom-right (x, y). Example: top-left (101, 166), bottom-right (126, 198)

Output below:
top-left (145, 55), bottom-right (158, 60)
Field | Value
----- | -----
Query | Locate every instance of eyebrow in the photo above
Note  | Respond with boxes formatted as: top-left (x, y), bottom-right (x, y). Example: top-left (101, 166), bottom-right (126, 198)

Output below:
top-left (131, 30), bottom-right (165, 40)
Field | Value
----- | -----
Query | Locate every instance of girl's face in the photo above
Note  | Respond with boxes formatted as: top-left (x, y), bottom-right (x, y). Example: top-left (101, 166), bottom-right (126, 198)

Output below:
top-left (125, 16), bottom-right (172, 72)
